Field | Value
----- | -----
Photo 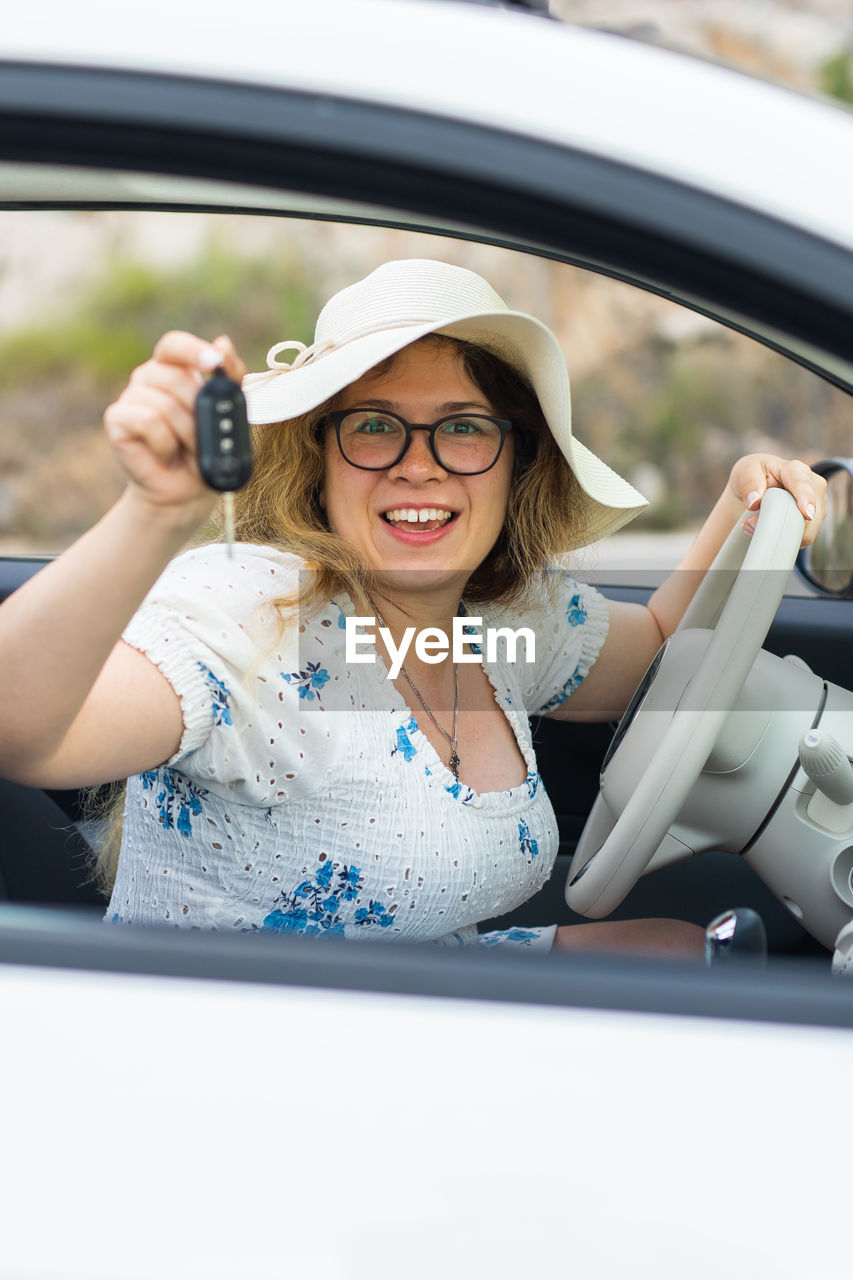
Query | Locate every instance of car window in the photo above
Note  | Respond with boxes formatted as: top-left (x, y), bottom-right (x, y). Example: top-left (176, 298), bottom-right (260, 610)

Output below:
top-left (2, 208), bottom-right (850, 581)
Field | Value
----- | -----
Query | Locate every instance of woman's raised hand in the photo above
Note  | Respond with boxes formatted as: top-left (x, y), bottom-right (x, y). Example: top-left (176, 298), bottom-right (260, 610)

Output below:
top-left (0, 331), bottom-right (249, 787)
top-left (103, 331), bottom-right (246, 529)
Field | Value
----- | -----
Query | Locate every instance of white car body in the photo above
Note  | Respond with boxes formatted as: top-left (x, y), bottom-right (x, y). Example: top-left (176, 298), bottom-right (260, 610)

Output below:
top-left (6, 0), bottom-right (853, 253)
top-left (3, 956), bottom-right (853, 1280)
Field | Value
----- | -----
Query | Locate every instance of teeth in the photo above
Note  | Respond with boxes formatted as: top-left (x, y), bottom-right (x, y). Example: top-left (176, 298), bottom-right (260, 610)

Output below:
top-left (385, 508), bottom-right (452, 524)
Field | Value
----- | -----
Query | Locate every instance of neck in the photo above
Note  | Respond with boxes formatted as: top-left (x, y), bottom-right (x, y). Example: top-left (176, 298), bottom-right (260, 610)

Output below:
top-left (365, 584), bottom-right (468, 691)
top-left (369, 581), bottom-right (465, 644)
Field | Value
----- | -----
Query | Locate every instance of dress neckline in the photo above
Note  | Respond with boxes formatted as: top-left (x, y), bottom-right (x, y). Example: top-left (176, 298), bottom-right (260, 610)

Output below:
top-left (333, 592), bottom-right (539, 807)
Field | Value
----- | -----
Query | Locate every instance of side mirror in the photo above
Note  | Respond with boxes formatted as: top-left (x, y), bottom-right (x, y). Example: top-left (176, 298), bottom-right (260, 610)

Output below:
top-left (796, 459), bottom-right (853, 598)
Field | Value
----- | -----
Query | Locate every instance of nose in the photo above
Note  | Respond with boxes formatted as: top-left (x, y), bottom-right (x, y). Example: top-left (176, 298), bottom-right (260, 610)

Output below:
top-left (388, 427), bottom-right (446, 479)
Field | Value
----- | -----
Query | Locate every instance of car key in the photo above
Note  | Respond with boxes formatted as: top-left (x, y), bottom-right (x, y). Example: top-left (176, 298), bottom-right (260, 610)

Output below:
top-left (195, 366), bottom-right (253, 557)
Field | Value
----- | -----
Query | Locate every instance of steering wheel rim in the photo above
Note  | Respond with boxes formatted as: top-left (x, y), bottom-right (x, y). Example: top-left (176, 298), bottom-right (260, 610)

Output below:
top-left (565, 488), bottom-right (805, 919)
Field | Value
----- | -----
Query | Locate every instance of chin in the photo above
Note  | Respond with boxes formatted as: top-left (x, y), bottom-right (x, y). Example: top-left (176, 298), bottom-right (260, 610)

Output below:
top-left (370, 564), bottom-right (468, 597)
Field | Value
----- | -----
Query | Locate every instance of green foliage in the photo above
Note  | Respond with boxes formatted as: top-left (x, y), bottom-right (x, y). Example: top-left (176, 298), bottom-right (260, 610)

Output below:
top-left (820, 50), bottom-right (853, 106)
top-left (0, 314), bottom-right (149, 390)
top-left (575, 337), bottom-right (725, 492)
top-left (0, 239), bottom-right (321, 395)
top-left (0, 236), bottom-right (323, 544)
top-left (573, 324), bottom-right (853, 529)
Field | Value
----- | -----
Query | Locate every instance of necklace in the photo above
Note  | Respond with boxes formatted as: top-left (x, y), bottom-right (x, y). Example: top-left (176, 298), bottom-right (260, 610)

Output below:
top-left (372, 604), bottom-right (461, 781)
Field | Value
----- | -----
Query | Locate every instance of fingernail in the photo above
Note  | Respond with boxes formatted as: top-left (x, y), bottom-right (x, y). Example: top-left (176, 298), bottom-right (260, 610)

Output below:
top-left (198, 346), bottom-right (222, 371)
top-left (805, 503), bottom-right (816, 521)
top-left (746, 490), bottom-right (761, 509)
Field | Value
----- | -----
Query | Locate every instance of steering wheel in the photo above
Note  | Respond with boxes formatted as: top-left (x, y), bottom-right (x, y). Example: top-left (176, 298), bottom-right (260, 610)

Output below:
top-left (565, 488), bottom-right (805, 919)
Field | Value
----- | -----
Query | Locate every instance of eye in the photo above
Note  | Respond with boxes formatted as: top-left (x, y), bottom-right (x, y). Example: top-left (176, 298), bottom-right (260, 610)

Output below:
top-left (342, 412), bottom-right (400, 436)
top-left (352, 416), bottom-right (396, 434)
top-left (439, 417), bottom-right (487, 436)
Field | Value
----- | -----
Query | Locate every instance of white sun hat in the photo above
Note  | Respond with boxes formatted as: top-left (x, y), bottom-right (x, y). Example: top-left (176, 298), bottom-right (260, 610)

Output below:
top-left (242, 258), bottom-right (647, 546)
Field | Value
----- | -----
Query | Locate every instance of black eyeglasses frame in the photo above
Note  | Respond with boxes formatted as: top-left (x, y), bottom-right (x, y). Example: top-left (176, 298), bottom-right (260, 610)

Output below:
top-left (327, 409), bottom-right (514, 475)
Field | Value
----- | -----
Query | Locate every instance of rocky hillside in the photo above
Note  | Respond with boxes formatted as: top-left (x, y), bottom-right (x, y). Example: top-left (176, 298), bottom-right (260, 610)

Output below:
top-left (553, 0), bottom-right (853, 91)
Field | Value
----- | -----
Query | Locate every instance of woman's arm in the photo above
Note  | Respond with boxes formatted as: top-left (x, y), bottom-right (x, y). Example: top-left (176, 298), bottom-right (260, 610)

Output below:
top-left (0, 331), bottom-right (245, 788)
top-left (549, 454), bottom-right (827, 723)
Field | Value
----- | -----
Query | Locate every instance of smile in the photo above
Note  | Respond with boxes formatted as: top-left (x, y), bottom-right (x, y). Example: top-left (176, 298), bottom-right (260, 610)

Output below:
top-left (382, 507), bottom-right (457, 532)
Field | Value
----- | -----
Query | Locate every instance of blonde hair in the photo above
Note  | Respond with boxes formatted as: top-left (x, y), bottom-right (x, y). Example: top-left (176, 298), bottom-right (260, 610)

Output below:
top-left (86, 779), bottom-right (132, 898)
top-left (93, 335), bottom-right (587, 894)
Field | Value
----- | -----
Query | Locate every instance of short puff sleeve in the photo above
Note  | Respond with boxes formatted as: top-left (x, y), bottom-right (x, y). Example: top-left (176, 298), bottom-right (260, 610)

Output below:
top-left (497, 572), bottom-right (610, 717)
top-left (121, 544), bottom-right (336, 805)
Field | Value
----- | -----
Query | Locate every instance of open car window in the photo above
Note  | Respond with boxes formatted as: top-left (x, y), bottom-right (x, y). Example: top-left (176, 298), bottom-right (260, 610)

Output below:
top-left (0, 185), bottom-right (852, 961)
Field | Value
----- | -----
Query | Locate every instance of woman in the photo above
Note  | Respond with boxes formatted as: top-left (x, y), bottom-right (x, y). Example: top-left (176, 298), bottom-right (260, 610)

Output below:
top-left (0, 259), bottom-right (826, 955)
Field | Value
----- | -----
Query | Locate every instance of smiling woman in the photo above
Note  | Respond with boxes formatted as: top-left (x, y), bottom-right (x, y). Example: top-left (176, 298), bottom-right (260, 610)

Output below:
top-left (0, 257), bottom-right (826, 957)
top-left (322, 342), bottom-right (518, 592)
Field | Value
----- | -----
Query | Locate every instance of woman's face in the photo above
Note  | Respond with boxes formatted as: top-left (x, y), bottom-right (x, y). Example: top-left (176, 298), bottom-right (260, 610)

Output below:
top-left (321, 340), bottom-right (514, 597)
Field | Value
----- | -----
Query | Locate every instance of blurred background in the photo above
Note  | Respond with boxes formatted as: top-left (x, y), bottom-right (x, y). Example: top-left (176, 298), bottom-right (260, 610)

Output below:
top-left (1, 0), bottom-right (851, 558)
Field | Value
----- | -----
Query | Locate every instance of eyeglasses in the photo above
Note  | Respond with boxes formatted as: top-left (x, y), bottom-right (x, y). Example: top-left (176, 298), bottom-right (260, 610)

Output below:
top-left (328, 409), bottom-right (513, 475)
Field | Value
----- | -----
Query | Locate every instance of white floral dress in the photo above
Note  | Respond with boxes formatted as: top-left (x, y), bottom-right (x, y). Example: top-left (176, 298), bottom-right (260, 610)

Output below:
top-left (111, 545), bottom-right (609, 950)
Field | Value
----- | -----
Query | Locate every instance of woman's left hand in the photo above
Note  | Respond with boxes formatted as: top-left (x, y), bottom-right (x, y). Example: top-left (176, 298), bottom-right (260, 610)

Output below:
top-left (729, 454), bottom-right (827, 547)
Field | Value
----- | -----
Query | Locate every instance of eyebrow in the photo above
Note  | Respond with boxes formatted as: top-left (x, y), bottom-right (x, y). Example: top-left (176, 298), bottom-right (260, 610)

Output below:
top-left (345, 398), bottom-right (495, 414)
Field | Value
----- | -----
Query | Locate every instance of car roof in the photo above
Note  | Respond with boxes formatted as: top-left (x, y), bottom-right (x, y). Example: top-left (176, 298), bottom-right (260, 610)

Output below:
top-left (5, 0), bottom-right (853, 255)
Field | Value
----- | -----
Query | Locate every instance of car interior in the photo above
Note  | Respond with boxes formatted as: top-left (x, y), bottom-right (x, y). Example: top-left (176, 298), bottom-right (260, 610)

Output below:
top-left (0, 603), bottom-right (842, 960)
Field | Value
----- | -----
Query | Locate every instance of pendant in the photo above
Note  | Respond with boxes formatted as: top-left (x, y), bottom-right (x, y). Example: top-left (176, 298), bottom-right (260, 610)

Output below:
top-left (449, 747), bottom-right (460, 781)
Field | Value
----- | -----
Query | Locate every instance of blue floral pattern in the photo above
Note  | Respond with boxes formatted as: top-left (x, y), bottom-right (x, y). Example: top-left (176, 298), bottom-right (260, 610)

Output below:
top-left (518, 818), bottom-right (539, 859)
top-left (261, 858), bottom-right (395, 935)
top-left (479, 927), bottom-right (541, 947)
top-left (566, 591), bottom-right (588, 627)
top-left (454, 605), bottom-right (483, 656)
top-left (198, 662), bottom-right (232, 726)
top-left (392, 716), bottom-right (419, 762)
top-left (281, 661), bottom-right (330, 702)
top-left (140, 767), bottom-right (207, 838)
top-left (536, 665), bottom-right (584, 714)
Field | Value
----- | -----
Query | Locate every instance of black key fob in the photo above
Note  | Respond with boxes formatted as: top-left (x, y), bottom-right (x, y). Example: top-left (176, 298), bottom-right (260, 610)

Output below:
top-left (195, 367), bottom-right (253, 492)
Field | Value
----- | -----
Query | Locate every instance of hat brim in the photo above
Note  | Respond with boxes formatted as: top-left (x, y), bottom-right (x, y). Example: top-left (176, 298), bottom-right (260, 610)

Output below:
top-left (242, 309), bottom-right (646, 548)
